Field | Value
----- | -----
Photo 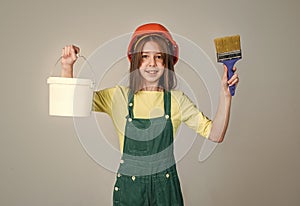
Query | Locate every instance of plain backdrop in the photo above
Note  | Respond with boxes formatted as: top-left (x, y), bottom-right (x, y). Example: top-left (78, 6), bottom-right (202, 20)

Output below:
top-left (1, 0), bottom-right (299, 205)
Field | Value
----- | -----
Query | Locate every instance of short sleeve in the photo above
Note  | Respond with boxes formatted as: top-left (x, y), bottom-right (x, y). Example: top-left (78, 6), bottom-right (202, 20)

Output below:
top-left (92, 87), bottom-right (116, 116)
top-left (177, 91), bottom-right (212, 138)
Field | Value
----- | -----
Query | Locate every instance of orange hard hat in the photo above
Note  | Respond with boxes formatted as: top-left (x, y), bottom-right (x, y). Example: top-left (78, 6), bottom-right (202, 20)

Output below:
top-left (127, 23), bottom-right (179, 64)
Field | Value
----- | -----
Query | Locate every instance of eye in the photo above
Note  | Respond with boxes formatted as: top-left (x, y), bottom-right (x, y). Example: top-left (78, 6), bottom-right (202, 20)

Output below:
top-left (155, 55), bottom-right (162, 59)
top-left (142, 54), bottom-right (149, 59)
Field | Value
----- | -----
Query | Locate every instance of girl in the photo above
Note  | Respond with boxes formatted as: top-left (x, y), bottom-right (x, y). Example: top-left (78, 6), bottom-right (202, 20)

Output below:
top-left (60, 23), bottom-right (239, 206)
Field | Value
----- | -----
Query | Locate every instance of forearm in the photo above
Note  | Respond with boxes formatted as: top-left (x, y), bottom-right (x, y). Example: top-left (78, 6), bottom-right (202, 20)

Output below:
top-left (208, 92), bottom-right (232, 143)
top-left (61, 65), bottom-right (73, 78)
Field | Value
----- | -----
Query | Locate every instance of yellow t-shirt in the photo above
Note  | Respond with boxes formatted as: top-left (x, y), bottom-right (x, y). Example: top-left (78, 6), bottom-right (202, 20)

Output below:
top-left (92, 85), bottom-right (212, 152)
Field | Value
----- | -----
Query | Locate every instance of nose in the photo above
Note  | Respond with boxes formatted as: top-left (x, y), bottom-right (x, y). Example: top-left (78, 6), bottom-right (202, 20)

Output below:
top-left (148, 55), bottom-right (157, 67)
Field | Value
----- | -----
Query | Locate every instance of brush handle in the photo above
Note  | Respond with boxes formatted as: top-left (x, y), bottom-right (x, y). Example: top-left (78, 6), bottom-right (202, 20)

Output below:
top-left (222, 58), bottom-right (240, 96)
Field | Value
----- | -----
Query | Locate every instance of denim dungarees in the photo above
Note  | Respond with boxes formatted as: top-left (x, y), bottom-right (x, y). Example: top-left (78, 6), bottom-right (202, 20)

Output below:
top-left (113, 90), bottom-right (184, 206)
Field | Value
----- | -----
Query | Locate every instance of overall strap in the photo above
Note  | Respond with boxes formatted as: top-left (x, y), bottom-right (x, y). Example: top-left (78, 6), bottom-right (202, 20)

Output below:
top-left (128, 90), bottom-right (134, 119)
top-left (164, 90), bottom-right (171, 118)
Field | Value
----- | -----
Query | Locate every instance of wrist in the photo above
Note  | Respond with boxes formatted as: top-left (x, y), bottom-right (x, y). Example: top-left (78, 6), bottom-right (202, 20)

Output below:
top-left (219, 89), bottom-right (232, 105)
top-left (61, 63), bottom-right (73, 70)
top-left (220, 87), bottom-right (232, 100)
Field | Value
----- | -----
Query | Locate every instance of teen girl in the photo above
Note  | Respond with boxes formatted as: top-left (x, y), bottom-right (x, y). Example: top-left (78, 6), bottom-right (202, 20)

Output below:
top-left (60, 23), bottom-right (239, 206)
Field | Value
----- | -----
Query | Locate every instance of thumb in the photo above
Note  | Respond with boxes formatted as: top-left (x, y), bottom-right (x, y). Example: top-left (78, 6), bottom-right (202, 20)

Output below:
top-left (73, 45), bottom-right (80, 55)
top-left (223, 64), bottom-right (228, 81)
top-left (70, 45), bottom-right (80, 59)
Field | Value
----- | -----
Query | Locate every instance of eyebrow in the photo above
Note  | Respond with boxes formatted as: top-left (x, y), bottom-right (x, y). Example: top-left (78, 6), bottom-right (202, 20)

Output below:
top-left (141, 52), bottom-right (162, 54)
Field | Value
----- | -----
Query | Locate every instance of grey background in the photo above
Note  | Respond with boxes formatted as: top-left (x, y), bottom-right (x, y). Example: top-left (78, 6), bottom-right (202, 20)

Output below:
top-left (1, 0), bottom-right (299, 205)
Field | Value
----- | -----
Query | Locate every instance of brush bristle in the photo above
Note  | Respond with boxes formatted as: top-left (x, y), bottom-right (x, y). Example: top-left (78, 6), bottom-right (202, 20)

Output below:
top-left (214, 35), bottom-right (241, 54)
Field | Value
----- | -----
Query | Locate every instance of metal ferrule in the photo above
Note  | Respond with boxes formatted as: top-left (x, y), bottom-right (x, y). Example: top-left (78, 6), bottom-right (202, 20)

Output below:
top-left (217, 50), bottom-right (242, 62)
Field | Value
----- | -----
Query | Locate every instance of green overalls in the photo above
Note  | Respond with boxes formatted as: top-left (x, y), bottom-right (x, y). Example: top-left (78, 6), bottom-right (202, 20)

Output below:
top-left (113, 90), bottom-right (184, 206)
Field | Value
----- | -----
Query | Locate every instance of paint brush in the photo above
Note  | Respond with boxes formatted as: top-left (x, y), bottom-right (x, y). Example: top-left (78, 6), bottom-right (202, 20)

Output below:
top-left (214, 35), bottom-right (242, 96)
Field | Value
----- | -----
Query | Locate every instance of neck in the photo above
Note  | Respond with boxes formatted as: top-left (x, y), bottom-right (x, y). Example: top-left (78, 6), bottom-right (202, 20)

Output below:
top-left (140, 85), bottom-right (163, 91)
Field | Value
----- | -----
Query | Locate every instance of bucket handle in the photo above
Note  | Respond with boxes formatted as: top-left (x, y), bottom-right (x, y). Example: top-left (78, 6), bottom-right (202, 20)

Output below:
top-left (51, 54), bottom-right (96, 85)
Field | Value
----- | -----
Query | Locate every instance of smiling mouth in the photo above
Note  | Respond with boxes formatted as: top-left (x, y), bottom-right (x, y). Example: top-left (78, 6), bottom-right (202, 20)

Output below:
top-left (145, 69), bottom-right (159, 74)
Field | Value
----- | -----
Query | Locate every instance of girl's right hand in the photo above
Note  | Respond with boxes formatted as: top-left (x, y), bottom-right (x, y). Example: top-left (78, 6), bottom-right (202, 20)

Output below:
top-left (61, 45), bottom-right (80, 77)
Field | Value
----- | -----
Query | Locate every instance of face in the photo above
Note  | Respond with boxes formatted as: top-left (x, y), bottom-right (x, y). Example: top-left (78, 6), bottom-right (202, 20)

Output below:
top-left (139, 41), bottom-right (165, 89)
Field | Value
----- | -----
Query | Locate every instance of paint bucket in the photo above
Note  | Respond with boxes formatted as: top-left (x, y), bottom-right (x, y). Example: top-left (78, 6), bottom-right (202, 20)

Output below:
top-left (47, 56), bottom-right (95, 117)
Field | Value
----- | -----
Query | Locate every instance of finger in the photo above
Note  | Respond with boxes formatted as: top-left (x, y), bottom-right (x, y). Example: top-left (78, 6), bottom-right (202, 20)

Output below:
top-left (233, 66), bottom-right (237, 72)
top-left (70, 46), bottom-right (77, 59)
top-left (228, 73), bottom-right (238, 81)
top-left (223, 64), bottom-right (228, 80)
top-left (227, 73), bottom-right (239, 84)
top-left (73, 45), bottom-right (80, 55)
top-left (68, 45), bottom-right (72, 56)
top-left (228, 76), bottom-right (239, 86)
top-left (229, 78), bottom-right (239, 87)
top-left (61, 47), bottom-right (65, 57)
top-left (223, 64), bottom-right (228, 72)
top-left (63, 46), bottom-right (68, 57)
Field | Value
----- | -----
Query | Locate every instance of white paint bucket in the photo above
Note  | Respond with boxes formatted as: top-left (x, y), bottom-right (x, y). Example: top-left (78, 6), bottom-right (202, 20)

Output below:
top-left (47, 77), bottom-right (94, 117)
top-left (47, 54), bottom-right (95, 117)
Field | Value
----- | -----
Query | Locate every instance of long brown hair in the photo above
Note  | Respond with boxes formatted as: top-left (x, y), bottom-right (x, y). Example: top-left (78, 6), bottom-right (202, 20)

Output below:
top-left (129, 34), bottom-right (177, 93)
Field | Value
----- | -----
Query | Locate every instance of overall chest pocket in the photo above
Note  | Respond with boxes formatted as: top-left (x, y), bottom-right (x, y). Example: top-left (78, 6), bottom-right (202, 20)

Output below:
top-left (125, 117), bottom-right (168, 155)
top-left (125, 120), bottom-right (150, 155)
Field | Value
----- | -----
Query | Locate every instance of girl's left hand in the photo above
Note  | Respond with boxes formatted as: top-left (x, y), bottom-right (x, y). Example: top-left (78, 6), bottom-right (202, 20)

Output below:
top-left (222, 65), bottom-right (239, 97)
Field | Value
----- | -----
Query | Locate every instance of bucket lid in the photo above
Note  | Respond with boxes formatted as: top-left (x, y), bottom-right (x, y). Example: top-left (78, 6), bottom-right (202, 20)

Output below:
top-left (47, 77), bottom-right (94, 86)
